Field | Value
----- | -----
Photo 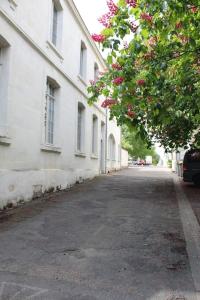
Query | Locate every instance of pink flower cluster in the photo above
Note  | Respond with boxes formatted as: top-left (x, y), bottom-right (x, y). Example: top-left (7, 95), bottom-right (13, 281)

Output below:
top-left (91, 34), bottom-right (106, 43)
top-left (190, 5), bottom-right (198, 13)
top-left (148, 36), bottom-right (157, 47)
top-left (126, 0), bottom-right (137, 8)
top-left (175, 22), bottom-right (183, 29)
top-left (127, 104), bottom-right (135, 118)
top-left (113, 77), bottom-right (124, 85)
top-left (107, 0), bottom-right (118, 16)
top-left (98, 1), bottom-right (118, 28)
top-left (137, 79), bottom-right (146, 86)
top-left (98, 13), bottom-right (112, 28)
top-left (101, 98), bottom-right (118, 108)
top-left (130, 21), bottom-right (139, 33)
top-left (112, 63), bottom-right (122, 70)
top-left (140, 12), bottom-right (153, 23)
top-left (89, 80), bottom-right (96, 86)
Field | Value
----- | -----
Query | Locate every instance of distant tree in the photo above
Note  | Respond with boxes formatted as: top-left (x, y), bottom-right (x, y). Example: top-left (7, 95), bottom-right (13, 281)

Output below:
top-left (122, 125), bottom-right (160, 164)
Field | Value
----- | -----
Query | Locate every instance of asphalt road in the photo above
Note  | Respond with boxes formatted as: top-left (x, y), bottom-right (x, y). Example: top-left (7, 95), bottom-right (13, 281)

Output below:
top-left (0, 167), bottom-right (198, 299)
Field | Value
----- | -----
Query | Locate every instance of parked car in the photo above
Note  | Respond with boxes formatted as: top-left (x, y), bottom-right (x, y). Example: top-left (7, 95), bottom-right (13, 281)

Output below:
top-left (137, 159), bottom-right (146, 166)
top-left (183, 149), bottom-right (200, 186)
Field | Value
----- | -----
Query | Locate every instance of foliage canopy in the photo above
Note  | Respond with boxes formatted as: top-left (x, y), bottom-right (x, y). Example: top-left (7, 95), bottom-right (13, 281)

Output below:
top-left (88, 0), bottom-right (200, 151)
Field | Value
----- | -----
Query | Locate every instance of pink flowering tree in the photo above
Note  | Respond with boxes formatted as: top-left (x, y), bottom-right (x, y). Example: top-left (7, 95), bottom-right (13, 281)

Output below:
top-left (88, 0), bottom-right (200, 151)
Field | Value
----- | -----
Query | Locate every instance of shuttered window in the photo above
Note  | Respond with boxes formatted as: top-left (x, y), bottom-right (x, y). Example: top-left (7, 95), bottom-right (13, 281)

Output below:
top-left (46, 83), bottom-right (55, 145)
top-left (52, 3), bottom-right (58, 46)
top-left (79, 42), bottom-right (87, 78)
top-left (92, 115), bottom-right (98, 155)
top-left (77, 103), bottom-right (85, 152)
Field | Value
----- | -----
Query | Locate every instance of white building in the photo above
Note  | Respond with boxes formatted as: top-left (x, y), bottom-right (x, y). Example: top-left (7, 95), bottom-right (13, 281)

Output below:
top-left (0, 0), bottom-right (128, 209)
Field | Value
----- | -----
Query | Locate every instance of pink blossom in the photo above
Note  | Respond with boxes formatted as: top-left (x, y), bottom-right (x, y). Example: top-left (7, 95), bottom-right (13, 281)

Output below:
top-left (140, 12), bottom-right (153, 23)
top-left (126, 0), bottom-right (137, 8)
top-left (89, 80), bottom-right (96, 86)
top-left (98, 13), bottom-right (112, 28)
top-left (101, 98), bottom-right (118, 108)
top-left (91, 34), bottom-right (106, 43)
top-left (107, 0), bottom-right (118, 16)
top-left (190, 5), bottom-right (198, 13)
top-left (112, 63), bottom-right (122, 70)
top-left (137, 79), bottom-right (146, 86)
top-left (148, 36), bottom-right (157, 47)
top-left (113, 77), bottom-right (124, 85)
top-left (130, 21), bottom-right (139, 33)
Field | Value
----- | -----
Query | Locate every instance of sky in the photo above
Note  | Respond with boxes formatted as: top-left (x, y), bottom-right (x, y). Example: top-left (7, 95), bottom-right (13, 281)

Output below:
top-left (73, 0), bottom-right (107, 34)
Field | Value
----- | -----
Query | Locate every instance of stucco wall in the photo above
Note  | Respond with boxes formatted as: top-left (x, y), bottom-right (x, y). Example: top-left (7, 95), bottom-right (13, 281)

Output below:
top-left (121, 149), bottom-right (129, 168)
top-left (0, 0), bottom-right (122, 208)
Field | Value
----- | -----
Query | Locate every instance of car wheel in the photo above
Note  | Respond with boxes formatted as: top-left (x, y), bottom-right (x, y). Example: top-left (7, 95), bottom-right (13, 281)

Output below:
top-left (193, 174), bottom-right (200, 187)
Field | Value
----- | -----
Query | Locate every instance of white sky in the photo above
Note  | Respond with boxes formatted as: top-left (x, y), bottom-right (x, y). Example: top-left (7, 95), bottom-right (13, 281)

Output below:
top-left (73, 0), bottom-right (107, 33)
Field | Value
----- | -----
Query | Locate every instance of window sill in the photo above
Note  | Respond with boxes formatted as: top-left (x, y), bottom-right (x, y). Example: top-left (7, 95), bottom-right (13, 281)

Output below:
top-left (0, 136), bottom-right (11, 146)
top-left (46, 40), bottom-right (64, 61)
top-left (91, 154), bottom-right (98, 160)
top-left (78, 75), bottom-right (87, 86)
top-left (8, 0), bottom-right (18, 10)
top-left (75, 151), bottom-right (86, 158)
top-left (41, 144), bottom-right (62, 153)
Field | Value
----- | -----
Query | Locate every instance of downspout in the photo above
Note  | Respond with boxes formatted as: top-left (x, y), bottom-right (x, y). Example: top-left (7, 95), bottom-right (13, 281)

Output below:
top-left (120, 126), bottom-right (122, 170)
top-left (105, 108), bottom-right (108, 174)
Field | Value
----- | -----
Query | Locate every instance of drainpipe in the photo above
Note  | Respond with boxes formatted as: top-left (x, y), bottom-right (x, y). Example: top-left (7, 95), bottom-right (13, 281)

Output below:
top-left (120, 126), bottom-right (122, 170)
top-left (105, 108), bottom-right (108, 174)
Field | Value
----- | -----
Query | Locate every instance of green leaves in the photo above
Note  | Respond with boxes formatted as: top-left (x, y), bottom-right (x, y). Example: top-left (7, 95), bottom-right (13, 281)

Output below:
top-left (88, 0), bottom-right (200, 150)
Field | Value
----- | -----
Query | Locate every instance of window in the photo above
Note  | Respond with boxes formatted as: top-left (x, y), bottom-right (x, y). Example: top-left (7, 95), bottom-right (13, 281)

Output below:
top-left (51, 0), bottom-right (63, 47)
top-left (77, 103), bottom-right (85, 152)
top-left (92, 115), bottom-right (98, 155)
top-left (45, 82), bottom-right (56, 145)
top-left (0, 35), bottom-right (10, 136)
top-left (94, 63), bottom-right (99, 81)
top-left (79, 41), bottom-right (87, 79)
top-left (108, 134), bottom-right (116, 161)
top-left (52, 3), bottom-right (58, 45)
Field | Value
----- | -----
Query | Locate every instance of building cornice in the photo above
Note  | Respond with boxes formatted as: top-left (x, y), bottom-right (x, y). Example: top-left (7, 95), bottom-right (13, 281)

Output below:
top-left (66, 0), bottom-right (106, 69)
top-left (0, 7), bottom-right (106, 117)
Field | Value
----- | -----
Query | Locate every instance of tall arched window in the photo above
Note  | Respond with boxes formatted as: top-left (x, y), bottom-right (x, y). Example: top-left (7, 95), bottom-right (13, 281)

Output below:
top-left (92, 114), bottom-right (98, 155)
top-left (94, 63), bottom-right (99, 81)
top-left (77, 102), bottom-right (85, 152)
top-left (51, 0), bottom-right (63, 47)
top-left (79, 41), bottom-right (87, 79)
top-left (0, 35), bottom-right (10, 137)
top-left (108, 134), bottom-right (116, 161)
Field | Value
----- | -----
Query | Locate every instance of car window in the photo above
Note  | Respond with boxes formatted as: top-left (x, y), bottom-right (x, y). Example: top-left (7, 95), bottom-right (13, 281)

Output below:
top-left (187, 151), bottom-right (200, 162)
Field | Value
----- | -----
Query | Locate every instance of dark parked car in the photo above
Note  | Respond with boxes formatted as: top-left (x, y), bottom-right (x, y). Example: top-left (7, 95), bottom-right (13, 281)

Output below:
top-left (183, 149), bottom-right (200, 186)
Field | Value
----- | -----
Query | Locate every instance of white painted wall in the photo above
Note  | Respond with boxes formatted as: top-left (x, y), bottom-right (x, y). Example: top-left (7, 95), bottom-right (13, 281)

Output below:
top-left (0, 0), bottom-right (125, 208)
top-left (121, 149), bottom-right (129, 168)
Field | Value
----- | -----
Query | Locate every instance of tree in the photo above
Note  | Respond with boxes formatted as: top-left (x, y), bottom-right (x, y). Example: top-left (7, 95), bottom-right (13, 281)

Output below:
top-left (88, 0), bottom-right (200, 151)
top-left (122, 125), bottom-right (160, 164)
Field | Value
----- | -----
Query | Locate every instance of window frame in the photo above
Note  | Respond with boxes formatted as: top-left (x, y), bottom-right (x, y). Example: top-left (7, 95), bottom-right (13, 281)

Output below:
top-left (94, 63), bottom-right (99, 81)
top-left (50, 0), bottom-right (63, 49)
top-left (0, 35), bottom-right (10, 139)
top-left (91, 114), bottom-right (98, 156)
top-left (76, 102), bottom-right (86, 153)
top-left (79, 41), bottom-right (87, 80)
top-left (45, 82), bottom-right (56, 145)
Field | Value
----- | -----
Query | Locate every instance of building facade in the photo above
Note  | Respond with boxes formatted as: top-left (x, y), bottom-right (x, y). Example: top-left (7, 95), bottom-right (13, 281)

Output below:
top-left (0, 0), bottom-right (128, 209)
